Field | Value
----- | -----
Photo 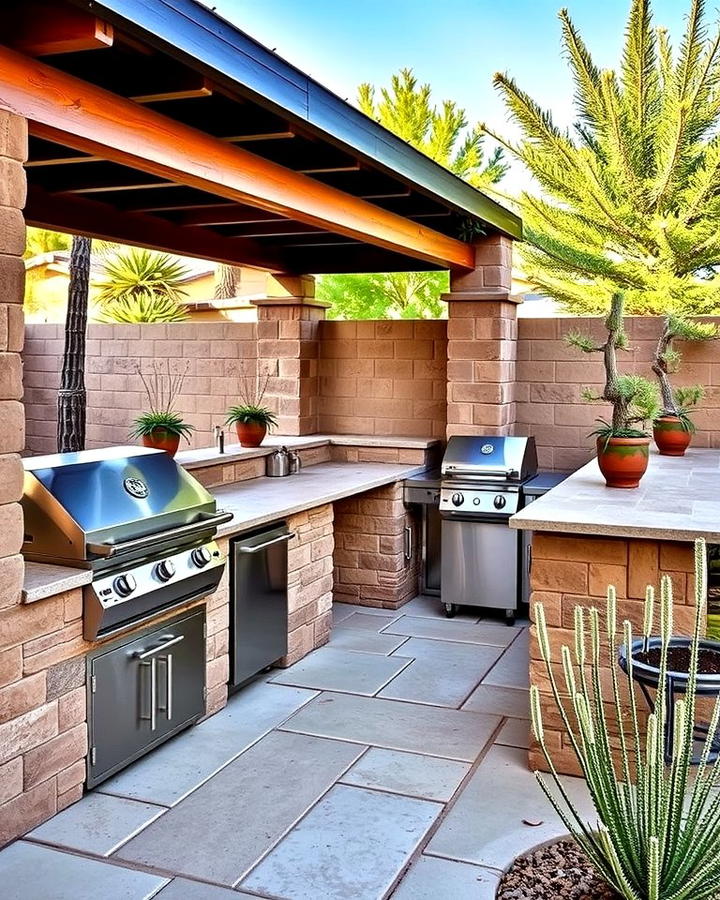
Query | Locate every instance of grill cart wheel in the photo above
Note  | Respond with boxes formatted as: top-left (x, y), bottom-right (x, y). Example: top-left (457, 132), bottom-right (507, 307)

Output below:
top-left (444, 603), bottom-right (459, 618)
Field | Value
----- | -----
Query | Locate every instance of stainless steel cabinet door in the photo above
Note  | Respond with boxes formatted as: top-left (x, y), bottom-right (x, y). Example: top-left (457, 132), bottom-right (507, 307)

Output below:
top-left (441, 519), bottom-right (519, 611)
top-left (88, 609), bottom-right (206, 787)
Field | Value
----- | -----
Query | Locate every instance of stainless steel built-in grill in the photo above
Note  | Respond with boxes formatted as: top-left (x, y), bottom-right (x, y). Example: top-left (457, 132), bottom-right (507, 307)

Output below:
top-left (22, 446), bottom-right (233, 640)
top-left (440, 435), bottom-right (537, 621)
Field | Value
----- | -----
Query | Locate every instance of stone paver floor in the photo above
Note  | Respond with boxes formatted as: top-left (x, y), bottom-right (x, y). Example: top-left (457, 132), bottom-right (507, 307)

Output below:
top-left (0, 597), bottom-right (590, 899)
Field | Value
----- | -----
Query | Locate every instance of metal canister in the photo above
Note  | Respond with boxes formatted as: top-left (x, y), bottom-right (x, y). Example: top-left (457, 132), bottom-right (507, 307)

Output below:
top-left (266, 446), bottom-right (290, 477)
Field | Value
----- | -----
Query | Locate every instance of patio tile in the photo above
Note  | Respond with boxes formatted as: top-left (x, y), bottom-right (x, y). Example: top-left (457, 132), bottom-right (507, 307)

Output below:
top-left (425, 744), bottom-right (591, 870)
top-left (481, 629), bottom-right (530, 689)
top-left (115, 730), bottom-right (364, 886)
top-left (338, 612), bottom-right (399, 631)
top-left (462, 683), bottom-right (529, 719)
top-left (0, 841), bottom-right (168, 900)
top-left (496, 718), bottom-right (530, 749)
top-left (27, 792), bottom-right (166, 856)
top-left (379, 638), bottom-right (503, 707)
top-left (391, 855), bottom-right (500, 900)
top-left (241, 784), bottom-right (441, 900)
top-left (270, 646), bottom-right (411, 695)
top-left (331, 603), bottom-right (357, 624)
top-left (328, 626), bottom-right (409, 655)
top-left (332, 602), bottom-right (397, 618)
top-left (280, 692), bottom-right (501, 762)
top-left (397, 594), bottom-right (480, 622)
top-left (99, 680), bottom-right (318, 806)
top-left (340, 747), bottom-right (470, 802)
top-left (157, 878), bottom-right (259, 899)
top-left (382, 615), bottom-right (518, 647)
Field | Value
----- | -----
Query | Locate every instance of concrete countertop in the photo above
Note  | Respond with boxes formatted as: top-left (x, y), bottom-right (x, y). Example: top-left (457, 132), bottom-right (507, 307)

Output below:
top-left (213, 460), bottom-right (426, 539)
top-left (510, 448), bottom-right (720, 543)
top-left (178, 434), bottom-right (440, 470)
top-left (23, 561), bottom-right (92, 604)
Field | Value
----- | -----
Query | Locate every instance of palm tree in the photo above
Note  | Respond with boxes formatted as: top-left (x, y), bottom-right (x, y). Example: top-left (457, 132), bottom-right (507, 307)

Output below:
top-left (490, 0), bottom-right (720, 315)
top-left (95, 248), bottom-right (189, 304)
top-left (57, 235), bottom-right (90, 452)
top-left (214, 264), bottom-right (240, 299)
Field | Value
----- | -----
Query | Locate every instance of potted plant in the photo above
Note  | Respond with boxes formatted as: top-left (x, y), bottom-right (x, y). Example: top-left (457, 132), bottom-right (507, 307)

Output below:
top-left (504, 538), bottom-right (720, 900)
top-left (226, 376), bottom-right (278, 448)
top-left (651, 315), bottom-right (717, 456)
top-left (130, 361), bottom-right (194, 457)
top-left (567, 292), bottom-right (659, 488)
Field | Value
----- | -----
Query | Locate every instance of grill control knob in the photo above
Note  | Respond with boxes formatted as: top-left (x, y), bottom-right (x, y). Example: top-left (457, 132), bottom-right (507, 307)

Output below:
top-left (113, 573), bottom-right (136, 597)
top-left (155, 559), bottom-right (175, 582)
top-left (451, 492), bottom-right (464, 507)
top-left (191, 546), bottom-right (213, 568)
top-left (494, 495), bottom-right (507, 510)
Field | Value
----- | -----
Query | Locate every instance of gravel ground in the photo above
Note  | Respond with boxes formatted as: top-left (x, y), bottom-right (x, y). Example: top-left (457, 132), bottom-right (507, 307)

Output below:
top-left (496, 840), bottom-right (620, 899)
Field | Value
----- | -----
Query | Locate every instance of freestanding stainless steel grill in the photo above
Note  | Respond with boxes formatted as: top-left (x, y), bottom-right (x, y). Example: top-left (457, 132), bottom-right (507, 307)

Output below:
top-left (440, 435), bottom-right (537, 622)
top-left (22, 446), bottom-right (232, 640)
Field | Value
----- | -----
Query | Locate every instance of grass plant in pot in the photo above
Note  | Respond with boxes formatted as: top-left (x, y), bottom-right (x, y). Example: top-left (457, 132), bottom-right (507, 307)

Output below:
top-left (651, 315), bottom-right (717, 456)
top-left (226, 376), bottom-right (278, 448)
top-left (130, 361), bottom-right (194, 457)
top-left (499, 539), bottom-right (720, 900)
top-left (567, 293), bottom-right (659, 488)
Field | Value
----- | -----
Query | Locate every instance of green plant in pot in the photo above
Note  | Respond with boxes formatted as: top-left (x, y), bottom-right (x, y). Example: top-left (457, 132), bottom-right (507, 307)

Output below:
top-left (651, 315), bottom-right (717, 457)
top-left (567, 292), bottom-right (659, 488)
top-left (226, 376), bottom-right (278, 448)
top-left (130, 361), bottom-right (194, 457)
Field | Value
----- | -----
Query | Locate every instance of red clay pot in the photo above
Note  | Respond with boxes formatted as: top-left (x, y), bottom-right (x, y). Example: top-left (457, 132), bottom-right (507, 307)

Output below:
top-left (141, 429), bottom-right (181, 457)
top-left (235, 422), bottom-right (267, 448)
top-left (596, 436), bottom-right (650, 488)
top-left (653, 416), bottom-right (692, 457)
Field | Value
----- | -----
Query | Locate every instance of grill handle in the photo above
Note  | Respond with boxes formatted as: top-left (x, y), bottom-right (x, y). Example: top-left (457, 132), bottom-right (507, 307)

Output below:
top-left (442, 467), bottom-right (518, 480)
top-left (237, 532), bottom-right (295, 554)
top-left (87, 510), bottom-right (234, 558)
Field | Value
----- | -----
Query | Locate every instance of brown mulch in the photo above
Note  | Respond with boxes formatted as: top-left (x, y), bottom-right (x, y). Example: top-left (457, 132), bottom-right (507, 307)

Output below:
top-left (637, 645), bottom-right (720, 675)
top-left (496, 840), bottom-right (621, 900)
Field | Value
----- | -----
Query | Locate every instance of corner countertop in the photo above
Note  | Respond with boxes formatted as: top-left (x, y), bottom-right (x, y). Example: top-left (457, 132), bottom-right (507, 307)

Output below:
top-left (509, 448), bottom-right (720, 543)
top-left (23, 561), bottom-right (92, 604)
top-left (177, 434), bottom-right (440, 470)
top-left (212, 460), bottom-right (425, 539)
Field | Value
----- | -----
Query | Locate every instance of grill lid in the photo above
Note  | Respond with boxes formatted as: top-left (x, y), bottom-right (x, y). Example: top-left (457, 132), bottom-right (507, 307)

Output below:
top-left (22, 446), bottom-right (218, 565)
top-left (441, 435), bottom-right (538, 482)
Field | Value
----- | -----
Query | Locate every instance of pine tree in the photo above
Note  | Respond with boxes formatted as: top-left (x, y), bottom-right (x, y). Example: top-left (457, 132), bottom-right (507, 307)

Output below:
top-left (491, 0), bottom-right (720, 315)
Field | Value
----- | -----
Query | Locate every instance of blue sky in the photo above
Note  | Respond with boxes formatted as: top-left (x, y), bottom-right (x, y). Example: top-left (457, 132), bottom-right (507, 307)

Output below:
top-left (211, 0), bottom-right (693, 192)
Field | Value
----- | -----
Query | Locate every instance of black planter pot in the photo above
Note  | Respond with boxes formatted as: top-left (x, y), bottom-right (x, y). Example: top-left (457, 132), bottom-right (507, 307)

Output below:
top-left (618, 636), bottom-right (720, 764)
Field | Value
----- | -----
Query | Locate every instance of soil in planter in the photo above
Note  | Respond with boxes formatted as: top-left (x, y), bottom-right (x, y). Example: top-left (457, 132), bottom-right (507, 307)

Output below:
top-left (497, 840), bottom-right (620, 900)
top-left (637, 645), bottom-right (720, 675)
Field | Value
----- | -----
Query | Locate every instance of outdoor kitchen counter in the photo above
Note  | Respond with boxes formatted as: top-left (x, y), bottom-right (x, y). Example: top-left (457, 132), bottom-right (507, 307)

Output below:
top-left (211, 460), bottom-right (426, 539)
top-left (509, 447), bottom-right (720, 543)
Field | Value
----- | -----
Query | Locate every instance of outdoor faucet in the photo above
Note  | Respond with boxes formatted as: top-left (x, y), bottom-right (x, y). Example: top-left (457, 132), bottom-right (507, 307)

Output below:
top-left (214, 425), bottom-right (225, 454)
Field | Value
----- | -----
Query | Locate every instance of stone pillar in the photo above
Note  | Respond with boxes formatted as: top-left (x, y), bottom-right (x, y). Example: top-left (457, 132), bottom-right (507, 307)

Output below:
top-left (0, 109), bottom-right (27, 615)
top-left (444, 235), bottom-right (519, 437)
top-left (252, 275), bottom-right (328, 435)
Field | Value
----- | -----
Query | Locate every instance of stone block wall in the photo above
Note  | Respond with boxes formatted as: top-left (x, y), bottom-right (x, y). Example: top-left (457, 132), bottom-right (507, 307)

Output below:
top-left (517, 315), bottom-right (720, 471)
top-left (23, 321), bottom-right (259, 454)
top-left (333, 481), bottom-right (419, 610)
top-left (317, 320), bottom-right (447, 438)
top-left (528, 532), bottom-right (696, 776)
top-left (283, 504), bottom-right (335, 665)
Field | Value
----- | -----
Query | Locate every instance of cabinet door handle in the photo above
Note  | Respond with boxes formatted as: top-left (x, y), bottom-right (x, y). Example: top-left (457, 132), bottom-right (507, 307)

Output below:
top-left (134, 634), bottom-right (184, 660)
top-left (404, 525), bottom-right (413, 561)
top-left (139, 658), bottom-right (158, 731)
top-left (166, 653), bottom-right (173, 720)
top-left (238, 532), bottom-right (295, 554)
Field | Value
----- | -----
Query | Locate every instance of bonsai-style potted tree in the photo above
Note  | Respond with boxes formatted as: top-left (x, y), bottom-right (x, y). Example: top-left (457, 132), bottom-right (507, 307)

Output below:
top-left (130, 361), bottom-right (194, 457)
top-left (567, 292), bottom-right (659, 488)
top-left (226, 376), bottom-right (278, 448)
top-left (651, 314), bottom-right (717, 456)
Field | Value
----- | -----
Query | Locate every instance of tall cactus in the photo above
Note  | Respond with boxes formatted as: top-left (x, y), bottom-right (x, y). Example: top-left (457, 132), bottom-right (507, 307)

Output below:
top-left (532, 538), bottom-right (720, 900)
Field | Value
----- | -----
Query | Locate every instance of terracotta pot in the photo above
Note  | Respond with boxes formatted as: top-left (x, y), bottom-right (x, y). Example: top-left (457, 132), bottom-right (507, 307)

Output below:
top-left (235, 421), bottom-right (267, 448)
top-left (596, 436), bottom-right (650, 489)
top-left (653, 416), bottom-right (692, 457)
top-left (141, 429), bottom-right (181, 457)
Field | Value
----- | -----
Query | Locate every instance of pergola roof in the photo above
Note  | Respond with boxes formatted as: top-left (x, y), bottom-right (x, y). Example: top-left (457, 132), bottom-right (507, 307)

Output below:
top-left (1, 0), bottom-right (522, 275)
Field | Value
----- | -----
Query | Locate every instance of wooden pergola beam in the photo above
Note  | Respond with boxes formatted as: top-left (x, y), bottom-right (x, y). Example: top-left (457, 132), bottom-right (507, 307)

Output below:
top-left (220, 131), bottom-right (295, 143)
top-left (1, 46), bottom-right (472, 269)
top-left (24, 184), bottom-right (287, 272)
top-left (130, 77), bottom-right (213, 104)
top-left (4, 4), bottom-right (114, 56)
top-left (178, 205), bottom-right (283, 227)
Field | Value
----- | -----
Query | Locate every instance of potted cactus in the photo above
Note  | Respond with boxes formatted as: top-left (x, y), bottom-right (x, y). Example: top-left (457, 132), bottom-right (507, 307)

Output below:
top-left (226, 375), bottom-right (278, 448)
top-left (567, 292), bottom-right (659, 488)
top-left (130, 361), bottom-right (194, 457)
top-left (651, 315), bottom-right (717, 456)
